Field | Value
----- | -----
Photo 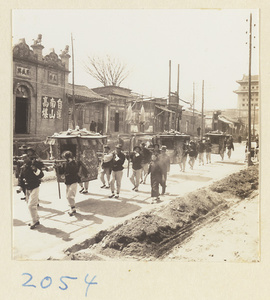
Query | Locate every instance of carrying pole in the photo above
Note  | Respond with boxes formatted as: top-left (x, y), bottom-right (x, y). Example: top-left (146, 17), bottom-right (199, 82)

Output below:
top-left (71, 33), bottom-right (76, 129)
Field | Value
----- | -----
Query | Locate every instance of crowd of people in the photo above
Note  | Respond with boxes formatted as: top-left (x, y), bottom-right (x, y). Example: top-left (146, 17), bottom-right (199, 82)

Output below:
top-left (15, 135), bottom-right (235, 230)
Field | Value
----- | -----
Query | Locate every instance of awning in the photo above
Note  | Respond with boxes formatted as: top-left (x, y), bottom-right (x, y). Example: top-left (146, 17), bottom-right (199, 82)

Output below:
top-left (218, 115), bottom-right (234, 128)
top-left (218, 115), bottom-right (234, 125)
top-left (155, 105), bottom-right (175, 114)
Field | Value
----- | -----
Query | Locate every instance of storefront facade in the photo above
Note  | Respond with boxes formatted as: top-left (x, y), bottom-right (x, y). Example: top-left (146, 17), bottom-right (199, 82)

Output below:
top-left (13, 37), bottom-right (70, 141)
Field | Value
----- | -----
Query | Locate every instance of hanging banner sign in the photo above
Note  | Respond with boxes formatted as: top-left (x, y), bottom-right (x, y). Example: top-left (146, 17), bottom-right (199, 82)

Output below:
top-left (41, 96), bottom-right (63, 120)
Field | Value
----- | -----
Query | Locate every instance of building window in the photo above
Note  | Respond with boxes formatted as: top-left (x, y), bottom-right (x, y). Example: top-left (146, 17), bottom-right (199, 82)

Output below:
top-left (16, 66), bottom-right (30, 77)
top-left (242, 104), bottom-right (245, 107)
top-left (48, 71), bottom-right (58, 84)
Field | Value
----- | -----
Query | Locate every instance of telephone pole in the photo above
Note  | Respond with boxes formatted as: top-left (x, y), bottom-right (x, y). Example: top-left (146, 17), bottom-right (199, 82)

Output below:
top-left (71, 33), bottom-right (76, 129)
top-left (168, 60), bottom-right (171, 106)
top-left (193, 82), bottom-right (195, 133)
top-left (247, 14), bottom-right (252, 166)
top-left (177, 64), bottom-right (180, 131)
top-left (201, 80), bottom-right (204, 139)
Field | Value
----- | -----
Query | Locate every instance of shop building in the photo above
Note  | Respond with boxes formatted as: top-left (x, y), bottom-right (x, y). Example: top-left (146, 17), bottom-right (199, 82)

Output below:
top-left (13, 36), bottom-right (70, 142)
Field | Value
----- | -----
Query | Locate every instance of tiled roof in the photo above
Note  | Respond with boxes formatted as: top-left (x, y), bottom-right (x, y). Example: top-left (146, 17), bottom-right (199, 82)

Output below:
top-left (92, 86), bottom-right (132, 98)
top-left (67, 83), bottom-right (108, 101)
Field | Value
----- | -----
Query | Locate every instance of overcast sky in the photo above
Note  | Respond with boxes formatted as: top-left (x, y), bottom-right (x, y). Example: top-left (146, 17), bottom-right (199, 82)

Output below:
top-left (12, 9), bottom-right (259, 110)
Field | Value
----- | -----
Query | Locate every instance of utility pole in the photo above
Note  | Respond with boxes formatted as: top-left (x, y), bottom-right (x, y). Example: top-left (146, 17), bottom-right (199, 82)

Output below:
top-left (193, 82), bottom-right (195, 134)
top-left (71, 33), bottom-right (76, 129)
top-left (201, 80), bottom-right (204, 139)
top-left (253, 104), bottom-right (256, 137)
top-left (168, 60), bottom-right (171, 106)
top-left (177, 64), bottom-right (180, 131)
top-left (247, 13), bottom-right (252, 166)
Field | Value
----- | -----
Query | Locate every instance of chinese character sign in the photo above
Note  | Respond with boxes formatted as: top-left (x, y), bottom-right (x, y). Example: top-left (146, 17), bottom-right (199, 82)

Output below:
top-left (41, 96), bottom-right (62, 119)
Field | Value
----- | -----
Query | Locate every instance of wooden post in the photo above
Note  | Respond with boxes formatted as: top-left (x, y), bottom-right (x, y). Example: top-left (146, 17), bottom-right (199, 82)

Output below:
top-left (248, 13), bottom-right (252, 166)
top-left (201, 80), bottom-right (204, 139)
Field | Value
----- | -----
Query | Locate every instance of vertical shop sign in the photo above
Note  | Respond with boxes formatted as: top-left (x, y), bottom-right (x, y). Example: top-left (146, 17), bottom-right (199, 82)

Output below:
top-left (41, 96), bottom-right (62, 119)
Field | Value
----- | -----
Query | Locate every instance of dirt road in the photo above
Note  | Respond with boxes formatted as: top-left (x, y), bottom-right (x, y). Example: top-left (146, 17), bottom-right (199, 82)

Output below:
top-left (13, 143), bottom-right (252, 260)
top-left (162, 192), bottom-right (259, 262)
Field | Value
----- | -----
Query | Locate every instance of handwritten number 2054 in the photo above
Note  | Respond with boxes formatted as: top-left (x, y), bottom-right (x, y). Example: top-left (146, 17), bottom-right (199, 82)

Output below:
top-left (22, 273), bottom-right (97, 297)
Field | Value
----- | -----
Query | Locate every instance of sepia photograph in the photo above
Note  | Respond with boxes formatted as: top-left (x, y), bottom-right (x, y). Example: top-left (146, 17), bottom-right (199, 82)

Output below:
top-left (12, 9), bottom-right (260, 264)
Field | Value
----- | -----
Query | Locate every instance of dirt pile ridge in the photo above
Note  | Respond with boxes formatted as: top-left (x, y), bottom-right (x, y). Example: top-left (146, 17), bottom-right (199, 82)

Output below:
top-left (64, 165), bottom-right (259, 261)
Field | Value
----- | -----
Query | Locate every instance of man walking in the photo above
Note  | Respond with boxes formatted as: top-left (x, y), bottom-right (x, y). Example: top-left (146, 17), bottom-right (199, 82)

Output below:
top-left (179, 140), bottom-right (189, 172)
top-left (226, 136), bottom-right (234, 159)
top-left (17, 154), bottom-right (44, 229)
top-left (158, 145), bottom-right (170, 195)
top-left (188, 141), bottom-right (197, 170)
top-left (100, 145), bottom-right (113, 188)
top-left (129, 145), bottom-right (143, 191)
top-left (205, 137), bottom-right (212, 164)
top-left (56, 151), bottom-right (80, 216)
top-left (148, 153), bottom-right (163, 203)
top-left (109, 144), bottom-right (126, 199)
top-left (140, 142), bottom-right (151, 184)
top-left (198, 139), bottom-right (205, 166)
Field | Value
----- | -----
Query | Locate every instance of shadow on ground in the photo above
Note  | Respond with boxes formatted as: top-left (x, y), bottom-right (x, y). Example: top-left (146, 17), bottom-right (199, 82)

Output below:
top-left (169, 174), bottom-right (212, 182)
top-left (216, 161), bottom-right (245, 166)
top-left (78, 198), bottom-right (141, 218)
top-left (34, 224), bottom-right (72, 242)
top-left (13, 219), bottom-right (26, 227)
top-left (73, 212), bottom-right (103, 224)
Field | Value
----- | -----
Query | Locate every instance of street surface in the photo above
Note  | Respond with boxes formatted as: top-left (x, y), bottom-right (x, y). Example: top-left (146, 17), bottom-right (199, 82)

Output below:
top-left (13, 143), bottom-right (251, 260)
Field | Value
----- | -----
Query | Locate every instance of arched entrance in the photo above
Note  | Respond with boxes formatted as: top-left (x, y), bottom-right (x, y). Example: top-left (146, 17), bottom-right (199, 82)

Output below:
top-left (15, 86), bottom-right (30, 134)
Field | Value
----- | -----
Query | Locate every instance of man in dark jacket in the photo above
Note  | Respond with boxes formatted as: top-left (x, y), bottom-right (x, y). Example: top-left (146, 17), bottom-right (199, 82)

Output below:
top-left (100, 145), bottom-right (113, 188)
top-left (140, 142), bottom-right (151, 184)
top-left (205, 138), bottom-right (212, 164)
top-left (90, 120), bottom-right (97, 132)
top-left (109, 144), bottom-right (126, 199)
top-left (148, 153), bottom-right (163, 203)
top-left (198, 139), bottom-right (205, 166)
top-left (17, 154), bottom-right (44, 229)
top-left (129, 146), bottom-right (143, 191)
top-left (56, 151), bottom-right (80, 216)
top-left (158, 145), bottom-right (170, 195)
top-left (226, 136), bottom-right (234, 159)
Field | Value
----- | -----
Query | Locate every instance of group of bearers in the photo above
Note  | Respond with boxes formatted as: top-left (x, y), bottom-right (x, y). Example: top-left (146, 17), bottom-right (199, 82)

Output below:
top-left (177, 138), bottom-right (213, 172)
top-left (177, 135), bottom-right (234, 171)
top-left (16, 135), bottom-right (235, 230)
top-left (99, 142), bottom-right (170, 204)
top-left (16, 142), bottom-right (171, 230)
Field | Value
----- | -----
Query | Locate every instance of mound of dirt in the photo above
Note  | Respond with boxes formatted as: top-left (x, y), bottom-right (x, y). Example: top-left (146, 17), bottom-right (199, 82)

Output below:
top-left (64, 165), bottom-right (259, 261)
top-left (209, 165), bottom-right (259, 198)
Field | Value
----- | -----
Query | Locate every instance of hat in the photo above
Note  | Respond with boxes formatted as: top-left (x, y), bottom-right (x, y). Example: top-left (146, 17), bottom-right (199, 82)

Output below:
top-left (161, 145), bottom-right (167, 151)
top-left (133, 146), bottom-right (141, 151)
top-left (104, 144), bottom-right (110, 149)
top-left (62, 150), bottom-right (73, 159)
top-left (115, 144), bottom-right (122, 149)
top-left (19, 145), bottom-right (28, 151)
top-left (26, 147), bottom-right (35, 152)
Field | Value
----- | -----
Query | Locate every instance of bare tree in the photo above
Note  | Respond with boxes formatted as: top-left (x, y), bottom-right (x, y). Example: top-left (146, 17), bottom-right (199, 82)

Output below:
top-left (84, 55), bottom-right (130, 86)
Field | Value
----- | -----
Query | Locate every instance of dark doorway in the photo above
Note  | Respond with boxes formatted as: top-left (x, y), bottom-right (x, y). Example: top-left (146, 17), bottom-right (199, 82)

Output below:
top-left (115, 112), bottom-right (119, 132)
top-left (15, 97), bottom-right (28, 134)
